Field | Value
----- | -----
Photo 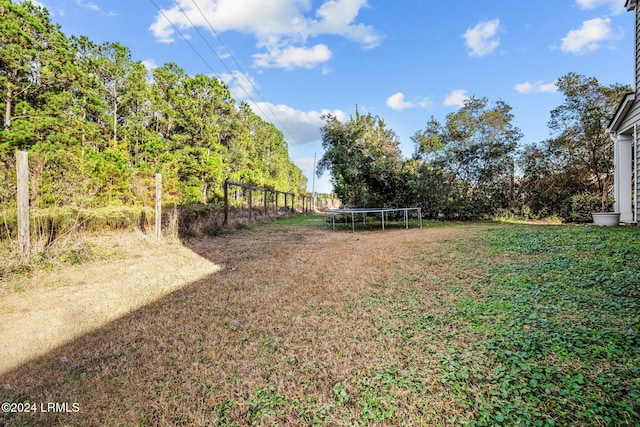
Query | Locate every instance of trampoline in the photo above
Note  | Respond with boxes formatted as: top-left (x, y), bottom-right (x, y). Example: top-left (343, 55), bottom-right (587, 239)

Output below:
top-left (324, 207), bottom-right (422, 232)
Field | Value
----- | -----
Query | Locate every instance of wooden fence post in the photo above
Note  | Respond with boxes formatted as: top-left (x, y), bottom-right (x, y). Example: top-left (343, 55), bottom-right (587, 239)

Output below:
top-left (248, 188), bottom-right (253, 221)
top-left (16, 150), bottom-right (30, 257)
top-left (223, 180), bottom-right (229, 225)
top-left (263, 188), bottom-right (267, 216)
top-left (155, 173), bottom-right (162, 239)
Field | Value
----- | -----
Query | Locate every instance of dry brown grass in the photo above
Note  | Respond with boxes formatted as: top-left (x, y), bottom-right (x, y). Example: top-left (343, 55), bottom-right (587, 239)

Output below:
top-left (0, 218), bottom-right (489, 426)
top-left (0, 230), bottom-right (220, 374)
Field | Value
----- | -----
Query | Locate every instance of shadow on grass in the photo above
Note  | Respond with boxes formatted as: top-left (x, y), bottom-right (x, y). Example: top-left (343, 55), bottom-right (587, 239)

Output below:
top-left (0, 216), bottom-right (466, 425)
top-left (4, 221), bottom-right (636, 426)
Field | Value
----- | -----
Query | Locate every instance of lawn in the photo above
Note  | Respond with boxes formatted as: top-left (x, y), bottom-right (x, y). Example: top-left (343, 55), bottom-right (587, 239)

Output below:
top-left (1, 217), bottom-right (639, 426)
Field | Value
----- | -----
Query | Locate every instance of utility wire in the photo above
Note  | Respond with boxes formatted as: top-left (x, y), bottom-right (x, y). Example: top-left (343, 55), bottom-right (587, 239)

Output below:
top-left (152, 0), bottom-right (272, 134)
top-left (148, 0), bottom-right (220, 80)
top-left (186, 0), bottom-right (299, 145)
top-left (157, 0), bottom-right (299, 146)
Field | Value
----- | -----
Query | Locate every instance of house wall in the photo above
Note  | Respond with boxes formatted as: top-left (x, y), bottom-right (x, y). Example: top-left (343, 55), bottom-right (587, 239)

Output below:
top-left (616, 101), bottom-right (640, 134)
top-left (615, 134), bottom-right (634, 222)
top-left (636, 5), bottom-right (640, 94)
top-left (636, 134), bottom-right (639, 220)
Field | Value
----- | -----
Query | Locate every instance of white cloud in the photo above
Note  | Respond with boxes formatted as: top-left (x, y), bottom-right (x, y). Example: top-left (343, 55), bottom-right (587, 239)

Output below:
top-left (74, 0), bottom-right (98, 11)
top-left (444, 89), bottom-right (469, 107)
top-left (247, 101), bottom-right (348, 145)
top-left (575, 0), bottom-right (626, 15)
top-left (142, 59), bottom-right (158, 71)
top-left (149, 0), bottom-right (381, 70)
top-left (220, 71), bottom-right (258, 99)
top-left (309, 0), bottom-right (380, 49)
top-left (515, 81), bottom-right (557, 94)
top-left (560, 17), bottom-right (617, 54)
top-left (386, 92), bottom-right (432, 111)
top-left (253, 44), bottom-right (332, 70)
top-left (462, 19), bottom-right (501, 57)
top-left (386, 92), bottom-right (415, 111)
top-left (72, 0), bottom-right (116, 16)
top-left (418, 97), bottom-right (433, 109)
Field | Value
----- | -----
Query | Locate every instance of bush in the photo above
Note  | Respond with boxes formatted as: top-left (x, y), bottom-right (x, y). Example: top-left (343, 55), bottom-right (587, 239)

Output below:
top-left (561, 195), bottom-right (611, 223)
top-left (0, 206), bottom-right (154, 243)
top-left (174, 203), bottom-right (224, 237)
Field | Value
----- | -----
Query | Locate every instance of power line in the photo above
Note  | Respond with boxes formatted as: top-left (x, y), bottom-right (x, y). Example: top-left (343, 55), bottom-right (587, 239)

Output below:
top-left (186, 0), bottom-right (298, 142)
top-left (162, 0), bottom-right (300, 146)
top-left (148, 0), bottom-right (219, 80)
top-left (150, 0), bottom-right (266, 120)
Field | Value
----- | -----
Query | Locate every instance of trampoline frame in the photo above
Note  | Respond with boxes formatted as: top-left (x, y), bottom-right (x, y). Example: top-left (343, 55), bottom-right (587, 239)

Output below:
top-left (324, 207), bottom-right (422, 232)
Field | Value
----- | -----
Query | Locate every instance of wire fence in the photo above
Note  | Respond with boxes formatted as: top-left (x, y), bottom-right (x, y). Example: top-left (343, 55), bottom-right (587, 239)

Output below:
top-left (1, 151), bottom-right (340, 257)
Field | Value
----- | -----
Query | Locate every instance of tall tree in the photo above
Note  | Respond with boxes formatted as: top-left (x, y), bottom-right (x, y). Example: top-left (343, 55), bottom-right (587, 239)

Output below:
top-left (413, 96), bottom-right (522, 218)
top-left (520, 73), bottom-right (631, 216)
top-left (0, 0), bottom-right (72, 148)
top-left (175, 74), bottom-right (232, 203)
top-left (68, 36), bottom-right (106, 152)
top-left (95, 42), bottom-right (142, 147)
top-left (549, 73), bottom-right (629, 198)
top-left (317, 109), bottom-right (403, 207)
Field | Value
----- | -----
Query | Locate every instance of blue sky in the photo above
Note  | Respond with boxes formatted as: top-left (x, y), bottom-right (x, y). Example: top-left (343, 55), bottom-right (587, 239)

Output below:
top-left (30, 0), bottom-right (636, 194)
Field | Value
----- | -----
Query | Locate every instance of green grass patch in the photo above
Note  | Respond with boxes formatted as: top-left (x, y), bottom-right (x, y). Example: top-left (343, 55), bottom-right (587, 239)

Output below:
top-left (446, 225), bottom-right (640, 426)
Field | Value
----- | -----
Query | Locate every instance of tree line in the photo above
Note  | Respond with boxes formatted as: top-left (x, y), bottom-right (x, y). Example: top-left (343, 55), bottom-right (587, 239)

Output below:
top-left (0, 0), bottom-right (306, 212)
top-left (1, 1), bottom-right (629, 222)
top-left (318, 73), bottom-right (630, 221)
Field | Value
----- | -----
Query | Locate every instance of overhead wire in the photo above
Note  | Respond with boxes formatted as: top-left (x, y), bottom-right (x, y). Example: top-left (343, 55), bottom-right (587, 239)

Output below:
top-left (148, 0), bottom-right (220, 80)
top-left (150, 0), bottom-right (300, 146)
top-left (186, 0), bottom-right (299, 145)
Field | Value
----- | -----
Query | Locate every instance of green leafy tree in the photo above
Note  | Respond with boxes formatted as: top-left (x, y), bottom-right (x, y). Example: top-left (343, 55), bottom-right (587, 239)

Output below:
top-left (0, 0), bottom-right (73, 148)
top-left (0, 3), bottom-right (308, 213)
top-left (0, 0), bottom-right (80, 207)
top-left (317, 110), bottom-right (403, 207)
top-left (520, 73), bottom-right (631, 216)
top-left (67, 36), bottom-right (107, 152)
top-left (92, 42), bottom-right (147, 150)
top-left (174, 74), bottom-right (233, 202)
top-left (413, 96), bottom-right (522, 218)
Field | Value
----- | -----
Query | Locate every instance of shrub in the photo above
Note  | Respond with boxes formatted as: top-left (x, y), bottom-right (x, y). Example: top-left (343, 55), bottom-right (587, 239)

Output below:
top-left (561, 195), bottom-right (610, 223)
top-left (174, 203), bottom-right (224, 237)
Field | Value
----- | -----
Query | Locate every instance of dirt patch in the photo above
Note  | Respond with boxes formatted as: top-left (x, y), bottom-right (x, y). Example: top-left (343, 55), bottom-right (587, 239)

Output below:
top-left (0, 221), bottom-right (485, 425)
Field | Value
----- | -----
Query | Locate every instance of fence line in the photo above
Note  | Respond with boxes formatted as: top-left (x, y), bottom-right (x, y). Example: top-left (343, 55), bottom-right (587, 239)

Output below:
top-left (5, 152), bottom-right (340, 254)
top-left (222, 180), bottom-right (337, 226)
